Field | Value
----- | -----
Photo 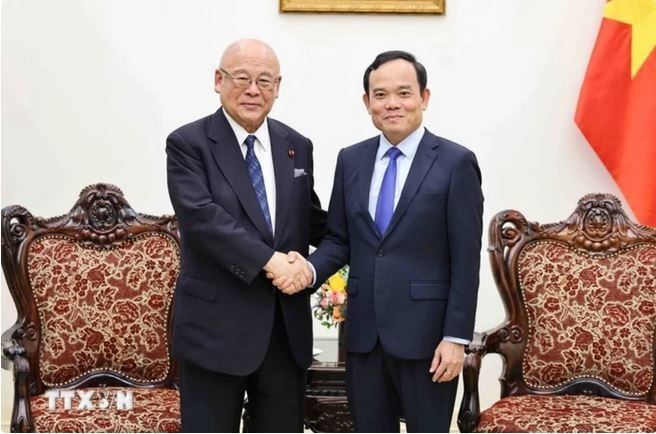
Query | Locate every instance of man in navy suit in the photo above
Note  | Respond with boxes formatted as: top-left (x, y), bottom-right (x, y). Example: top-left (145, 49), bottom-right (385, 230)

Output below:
top-left (278, 50), bottom-right (483, 432)
top-left (166, 39), bottom-right (326, 432)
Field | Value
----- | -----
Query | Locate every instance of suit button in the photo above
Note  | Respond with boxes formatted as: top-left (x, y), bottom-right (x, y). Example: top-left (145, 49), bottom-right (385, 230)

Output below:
top-left (377, 249), bottom-right (384, 257)
top-left (230, 265), bottom-right (236, 272)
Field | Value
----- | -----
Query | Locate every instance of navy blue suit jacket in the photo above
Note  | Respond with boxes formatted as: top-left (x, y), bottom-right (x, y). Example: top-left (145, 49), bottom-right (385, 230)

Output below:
top-left (309, 129), bottom-right (483, 359)
top-left (166, 108), bottom-right (326, 375)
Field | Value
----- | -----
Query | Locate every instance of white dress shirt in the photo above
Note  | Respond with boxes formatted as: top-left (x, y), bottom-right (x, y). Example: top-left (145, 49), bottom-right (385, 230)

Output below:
top-left (367, 127), bottom-right (424, 219)
top-left (224, 111), bottom-right (277, 235)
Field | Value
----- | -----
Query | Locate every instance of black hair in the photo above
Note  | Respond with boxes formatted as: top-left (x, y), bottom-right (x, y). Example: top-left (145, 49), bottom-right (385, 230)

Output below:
top-left (363, 50), bottom-right (427, 94)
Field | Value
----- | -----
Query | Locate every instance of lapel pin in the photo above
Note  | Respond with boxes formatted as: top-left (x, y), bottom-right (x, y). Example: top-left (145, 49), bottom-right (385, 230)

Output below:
top-left (288, 149), bottom-right (295, 158)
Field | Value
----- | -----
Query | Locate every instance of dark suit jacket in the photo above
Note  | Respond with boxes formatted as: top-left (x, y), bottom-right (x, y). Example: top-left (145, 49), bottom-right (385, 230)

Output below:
top-left (166, 108), bottom-right (326, 375)
top-left (309, 129), bottom-right (483, 359)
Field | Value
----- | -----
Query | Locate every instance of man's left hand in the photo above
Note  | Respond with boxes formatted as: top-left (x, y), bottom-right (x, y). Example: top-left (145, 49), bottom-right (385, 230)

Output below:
top-left (429, 340), bottom-right (464, 383)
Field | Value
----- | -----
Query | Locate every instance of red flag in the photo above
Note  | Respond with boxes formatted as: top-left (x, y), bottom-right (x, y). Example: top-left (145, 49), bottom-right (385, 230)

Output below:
top-left (575, 0), bottom-right (656, 227)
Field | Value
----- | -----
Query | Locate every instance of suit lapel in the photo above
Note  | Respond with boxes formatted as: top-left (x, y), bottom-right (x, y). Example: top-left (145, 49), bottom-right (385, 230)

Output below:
top-left (269, 121), bottom-right (294, 248)
top-left (358, 138), bottom-right (381, 238)
top-left (381, 131), bottom-right (440, 242)
top-left (207, 109), bottom-right (274, 245)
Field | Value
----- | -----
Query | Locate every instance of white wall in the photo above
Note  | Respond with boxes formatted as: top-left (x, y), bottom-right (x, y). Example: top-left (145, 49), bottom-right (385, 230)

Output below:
top-left (2, 0), bottom-right (623, 428)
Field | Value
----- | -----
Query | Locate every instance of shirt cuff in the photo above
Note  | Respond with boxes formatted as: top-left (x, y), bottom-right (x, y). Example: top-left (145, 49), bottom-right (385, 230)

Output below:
top-left (443, 336), bottom-right (470, 345)
top-left (307, 261), bottom-right (317, 287)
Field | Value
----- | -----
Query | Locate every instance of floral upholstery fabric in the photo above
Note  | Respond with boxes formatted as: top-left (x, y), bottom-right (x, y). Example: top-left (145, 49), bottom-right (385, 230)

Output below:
top-left (476, 395), bottom-right (656, 432)
top-left (518, 242), bottom-right (656, 395)
top-left (31, 387), bottom-right (180, 432)
top-left (27, 234), bottom-right (180, 386)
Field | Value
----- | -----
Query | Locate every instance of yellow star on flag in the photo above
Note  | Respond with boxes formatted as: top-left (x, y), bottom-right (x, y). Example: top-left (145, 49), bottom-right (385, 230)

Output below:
top-left (604, 0), bottom-right (656, 77)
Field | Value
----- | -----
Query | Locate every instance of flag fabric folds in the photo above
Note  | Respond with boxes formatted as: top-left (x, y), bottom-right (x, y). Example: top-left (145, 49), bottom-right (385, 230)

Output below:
top-left (575, 0), bottom-right (656, 227)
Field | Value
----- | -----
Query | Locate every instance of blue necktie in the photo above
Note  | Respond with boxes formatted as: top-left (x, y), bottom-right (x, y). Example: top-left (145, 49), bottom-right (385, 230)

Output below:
top-left (244, 135), bottom-right (273, 234)
top-left (375, 147), bottom-right (403, 236)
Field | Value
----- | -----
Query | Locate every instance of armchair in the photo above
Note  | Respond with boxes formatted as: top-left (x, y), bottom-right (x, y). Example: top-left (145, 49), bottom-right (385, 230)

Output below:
top-left (458, 193), bottom-right (656, 432)
top-left (2, 183), bottom-right (181, 432)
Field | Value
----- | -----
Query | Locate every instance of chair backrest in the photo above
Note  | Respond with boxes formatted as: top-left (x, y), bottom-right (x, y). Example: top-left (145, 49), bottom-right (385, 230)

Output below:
top-left (2, 183), bottom-right (180, 393)
top-left (488, 193), bottom-right (656, 401)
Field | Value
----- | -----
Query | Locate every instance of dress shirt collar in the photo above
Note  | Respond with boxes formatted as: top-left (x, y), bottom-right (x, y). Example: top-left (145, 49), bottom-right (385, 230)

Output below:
top-left (376, 126), bottom-right (425, 161)
top-left (223, 108), bottom-right (271, 152)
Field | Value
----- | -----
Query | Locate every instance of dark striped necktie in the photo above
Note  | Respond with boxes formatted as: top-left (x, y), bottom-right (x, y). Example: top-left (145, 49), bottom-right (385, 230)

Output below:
top-left (244, 134), bottom-right (272, 233)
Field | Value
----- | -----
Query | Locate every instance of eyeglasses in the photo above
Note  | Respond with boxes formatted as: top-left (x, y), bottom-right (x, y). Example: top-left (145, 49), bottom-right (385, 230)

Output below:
top-left (219, 68), bottom-right (279, 90)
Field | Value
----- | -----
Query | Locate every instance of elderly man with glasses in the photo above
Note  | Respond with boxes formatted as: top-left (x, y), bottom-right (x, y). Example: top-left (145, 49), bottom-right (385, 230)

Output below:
top-left (166, 39), bottom-right (327, 432)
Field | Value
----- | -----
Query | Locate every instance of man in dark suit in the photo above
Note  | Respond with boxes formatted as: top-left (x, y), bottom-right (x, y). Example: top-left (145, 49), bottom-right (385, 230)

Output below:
top-left (278, 50), bottom-right (483, 432)
top-left (166, 39), bottom-right (326, 432)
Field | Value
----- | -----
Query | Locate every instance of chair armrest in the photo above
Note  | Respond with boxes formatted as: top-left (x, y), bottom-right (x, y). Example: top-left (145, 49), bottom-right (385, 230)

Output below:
top-left (2, 337), bottom-right (34, 432)
top-left (458, 325), bottom-right (512, 432)
top-left (458, 332), bottom-right (486, 432)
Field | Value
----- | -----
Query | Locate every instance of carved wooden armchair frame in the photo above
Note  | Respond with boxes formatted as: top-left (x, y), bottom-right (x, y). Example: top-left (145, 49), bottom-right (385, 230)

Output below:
top-left (2, 183), bottom-right (181, 432)
top-left (458, 193), bottom-right (656, 432)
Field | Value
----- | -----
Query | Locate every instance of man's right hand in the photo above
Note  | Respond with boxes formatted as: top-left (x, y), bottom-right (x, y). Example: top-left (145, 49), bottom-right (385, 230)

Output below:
top-left (264, 251), bottom-right (312, 295)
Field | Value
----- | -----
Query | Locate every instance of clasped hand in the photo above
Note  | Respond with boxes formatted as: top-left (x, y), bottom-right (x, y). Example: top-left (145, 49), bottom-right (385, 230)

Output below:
top-left (263, 251), bottom-right (312, 295)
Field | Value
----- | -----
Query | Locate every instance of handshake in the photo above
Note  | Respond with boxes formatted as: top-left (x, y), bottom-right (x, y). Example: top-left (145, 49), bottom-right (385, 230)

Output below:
top-left (263, 251), bottom-right (314, 295)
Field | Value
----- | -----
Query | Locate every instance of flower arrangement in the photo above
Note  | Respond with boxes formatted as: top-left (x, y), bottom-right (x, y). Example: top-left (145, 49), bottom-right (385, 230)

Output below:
top-left (313, 265), bottom-right (349, 328)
